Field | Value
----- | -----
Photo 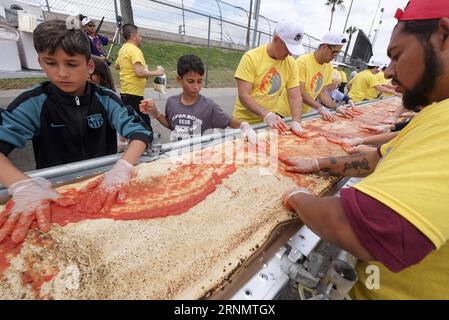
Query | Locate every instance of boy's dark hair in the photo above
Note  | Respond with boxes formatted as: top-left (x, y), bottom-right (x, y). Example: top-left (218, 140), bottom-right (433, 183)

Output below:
top-left (91, 56), bottom-right (115, 91)
top-left (177, 54), bottom-right (205, 77)
top-left (123, 24), bottom-right (139, 41)
top-left (33, 20), bottom-right (91, 60)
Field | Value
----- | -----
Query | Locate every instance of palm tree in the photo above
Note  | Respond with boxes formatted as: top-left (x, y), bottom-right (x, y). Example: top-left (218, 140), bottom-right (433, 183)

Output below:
top-left (325, 0), bottom-right (345, 31)
top-left (343, 25), bottom-right (358, 62)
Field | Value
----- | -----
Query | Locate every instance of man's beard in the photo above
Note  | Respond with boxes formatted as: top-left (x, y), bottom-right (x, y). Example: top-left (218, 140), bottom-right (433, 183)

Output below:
top-left (402, 43), bottom-right (443, 110)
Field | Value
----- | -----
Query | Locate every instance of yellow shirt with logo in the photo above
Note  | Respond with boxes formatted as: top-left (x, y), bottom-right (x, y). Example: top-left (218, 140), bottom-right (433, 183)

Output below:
top-left (285, 53), bottom-right (334, 115)
top-left (339, 69), bottom-right (348, 83)
top-left (233, 45), bottom-right (299, 124)
top-left (348, 69), bottom-right (382, 102)
top-left (351, 99), bottom-right (449, 299)
top-left (376, 71), bottom-right (392, 97)
top-left (116, 42), bottom-right (148, 97)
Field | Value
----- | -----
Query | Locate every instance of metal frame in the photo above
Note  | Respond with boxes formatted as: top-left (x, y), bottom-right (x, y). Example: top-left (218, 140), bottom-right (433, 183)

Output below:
top-left (0, 96), bottom-right (393, 203)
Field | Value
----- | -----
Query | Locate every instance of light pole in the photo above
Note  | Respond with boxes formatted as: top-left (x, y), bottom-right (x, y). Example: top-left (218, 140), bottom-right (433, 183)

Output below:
top-left (369, 0), bottom-right (382, 39)
top-left (372, 8), bottom-right (384, 47)
top-left (342, 0), bottom-right (354, 34)
top-left (252, 0), bottom-right (261, 48)
top-left (181, 0), bottom-right (186, 35)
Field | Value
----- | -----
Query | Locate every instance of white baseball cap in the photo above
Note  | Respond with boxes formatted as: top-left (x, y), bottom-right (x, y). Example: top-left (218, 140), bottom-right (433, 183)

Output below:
top-left (367, 59), bottom-right (381, 67)
top-left (320, 31), bottom-right (347, 46)
top-left (275, 18), bottom-right (305, 55)
top-left (81, 17), bottom-right (92, 26)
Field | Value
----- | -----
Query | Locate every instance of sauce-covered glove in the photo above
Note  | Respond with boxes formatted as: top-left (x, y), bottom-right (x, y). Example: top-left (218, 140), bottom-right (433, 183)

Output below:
top-left (240, 122), bottom-right (257, 145)
top-left (342, 137), bottom-right (364, 147)
top-left (318, 106), bottom-right (336, 121)
top-left (75, 159), bottom-right (134, 215)
top-left (282, 186), bottom-right (313, 210)
top-left (0, 177), bottom-right (74, 244)
top-left (281, 158), bottom-right (320, 174)
top-left (139, 98), bottom-right (159, 118)
top-left (264, 112), bottom-right (290, 133)
top-left (336, 106), bottom-right (355, 119)
top-left (290, 121), bottom-right (306, 137)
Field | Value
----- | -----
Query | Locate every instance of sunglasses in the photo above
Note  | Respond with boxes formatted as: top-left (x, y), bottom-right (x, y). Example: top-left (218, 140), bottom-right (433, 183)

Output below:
top-left (327, 45), bottom-right (341, 56)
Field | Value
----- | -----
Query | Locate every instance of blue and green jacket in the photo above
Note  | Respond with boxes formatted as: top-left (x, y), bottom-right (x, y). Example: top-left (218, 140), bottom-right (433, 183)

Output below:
top-left (0, 82), bottom-right (152, 169)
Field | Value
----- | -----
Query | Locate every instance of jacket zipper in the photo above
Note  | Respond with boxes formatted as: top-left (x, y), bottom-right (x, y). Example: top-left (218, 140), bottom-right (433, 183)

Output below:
top-left (75, 96), bottom-right (86, 159)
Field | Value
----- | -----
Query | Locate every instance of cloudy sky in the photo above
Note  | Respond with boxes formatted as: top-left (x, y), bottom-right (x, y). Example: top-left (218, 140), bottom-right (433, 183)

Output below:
top-left (224, 0), bottom-right (409, 64)
top-left (19, 0), bottom-right (409, 63)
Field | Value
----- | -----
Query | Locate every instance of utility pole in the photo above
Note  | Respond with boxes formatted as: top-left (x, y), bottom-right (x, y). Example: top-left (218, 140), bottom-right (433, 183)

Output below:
top-left (342, 0), bottom-right (354, 34)
top-left (369, 0), bottom-right (381, 39)
top-left (120, 0), bottom-right (134, 25)
top-left (252, 0), bottom-right (261, 48)
top-left (246, 0), bottom-right (253, 48)
top-left (181, 0), bottom-right (186, 34)
top-left (372, 8), bottom-right (384, 47)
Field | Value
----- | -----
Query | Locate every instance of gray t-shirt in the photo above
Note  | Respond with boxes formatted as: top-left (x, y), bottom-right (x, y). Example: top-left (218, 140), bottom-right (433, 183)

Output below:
top-left (165, 93), bottom-right (232, 141)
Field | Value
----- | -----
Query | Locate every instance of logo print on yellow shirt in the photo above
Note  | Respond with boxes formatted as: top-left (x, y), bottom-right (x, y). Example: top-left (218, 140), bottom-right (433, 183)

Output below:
top-left (259, 67), bottom-right (282, 96)
top-left (311, 72), bottom-right (324, 95)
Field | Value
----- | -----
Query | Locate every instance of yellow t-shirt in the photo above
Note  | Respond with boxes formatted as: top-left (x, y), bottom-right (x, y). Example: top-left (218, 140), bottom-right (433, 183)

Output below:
top-left (116, 42), bottom-right (148, 97)
top-left (351, 99), bottom-right (449, 299)
top-left (348, 69), bottom-right (381, 102)
top-left (376, 71), bottom-right (392, 97)
top-left (290, 53), bottom-right (334, 114)
top-left (339, 69), bottom-right (348, 83)
top-left (233, 44), bottom-right (299, 124)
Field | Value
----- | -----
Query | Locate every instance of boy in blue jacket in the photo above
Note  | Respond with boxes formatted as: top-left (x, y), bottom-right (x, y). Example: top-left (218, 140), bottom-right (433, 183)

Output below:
top-left (0, 20), bottom-right (153, 244)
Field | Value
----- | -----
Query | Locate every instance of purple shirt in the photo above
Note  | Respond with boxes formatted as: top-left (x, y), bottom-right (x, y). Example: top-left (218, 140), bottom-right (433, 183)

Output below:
top-left (340, 187), bottom-right (434, 272)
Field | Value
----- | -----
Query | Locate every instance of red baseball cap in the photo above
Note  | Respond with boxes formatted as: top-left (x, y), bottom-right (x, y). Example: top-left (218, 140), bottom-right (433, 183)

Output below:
top-left (395, 0), bottom-right (449, 21)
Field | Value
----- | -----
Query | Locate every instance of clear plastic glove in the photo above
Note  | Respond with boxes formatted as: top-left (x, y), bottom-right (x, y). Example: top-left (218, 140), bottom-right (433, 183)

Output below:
top-left (342, 137), bottom-right (364, 147)
top-left (344, 145), bottom-right (377, 154)
top-left (240, 122), bottom-right (257, 145)
top-left (282, 186), bottom-right (313, 210)
top-left (156, 65), bottom-right (165, 76)
top-left (280, 157), bottom-right (320, 174)
top-left (382, 116), bottom-right (398, 124)
top-left (290, 121), bottom-right (306, 137)
top-left (139, 98), bottom-right (159, 118)
top-left (336, 106), bottom-right (355, 119)
top-left (359, 124), bottom-right (391, 134)
top-left (0, 177), bottom-right (74, 244)
top-left (75, 159), bottom-right (134, 215)
top-left (318, 106), bottom-right (336, 121)
top-left (264, 112), bottom-right (290, 133)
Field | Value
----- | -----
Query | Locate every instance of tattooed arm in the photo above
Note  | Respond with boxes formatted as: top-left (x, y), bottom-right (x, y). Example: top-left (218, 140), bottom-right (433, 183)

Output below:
top-left (282, 150), bottom-right (380, 177)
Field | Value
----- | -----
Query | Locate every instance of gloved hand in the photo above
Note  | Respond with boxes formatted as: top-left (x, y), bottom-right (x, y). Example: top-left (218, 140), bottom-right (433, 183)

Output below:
top-left (359, 124), bottom-right (392, 134)
top-left (342, 137), bottom-right (364, 147)
top-left (76, 159), bottom-right (134, 215)
top-left (336, 106), bottom-right (355, 119)
top-left (318, 106), bottom-right (336, 121)
top-left (343, 145), bottom-right (377, 154)
top-left (240, 122), bottom-right (257, 145)
top-left (290, 121), bottom-right (306, 137)
top-left (0, 177), bottom-right (74, 244)
top-left (381, 116), bottom-right (398, 124)
top-left (264, 112), bottom-right (290, 133)
top-left (156, 65), bottom-right (165, 76)
top-left (280, 157), bottom-right (320, 174)
top-left (282, 186), bottom-right (313, 210)
top-left (139, 98), bottom-right (159, 118)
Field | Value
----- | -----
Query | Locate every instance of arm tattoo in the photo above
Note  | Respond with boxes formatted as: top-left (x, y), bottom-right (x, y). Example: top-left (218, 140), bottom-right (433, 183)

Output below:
top-left (343, 158), bottom-right (370, 172)
top-left (330, 157), bottom-right (337, 164)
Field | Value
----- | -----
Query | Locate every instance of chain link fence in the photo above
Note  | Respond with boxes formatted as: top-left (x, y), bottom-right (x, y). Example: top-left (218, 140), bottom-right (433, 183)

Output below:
top-left (32, 0), bottom-right (336, 55)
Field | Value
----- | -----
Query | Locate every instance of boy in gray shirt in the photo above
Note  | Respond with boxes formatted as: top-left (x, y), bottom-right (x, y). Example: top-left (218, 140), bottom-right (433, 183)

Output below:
top-left (140, 54), bottom-right (256, 143)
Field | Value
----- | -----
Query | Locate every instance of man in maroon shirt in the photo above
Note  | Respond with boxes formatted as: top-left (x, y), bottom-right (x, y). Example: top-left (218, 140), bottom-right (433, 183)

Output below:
top-left (281, 0), bottom-right (449, 299)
